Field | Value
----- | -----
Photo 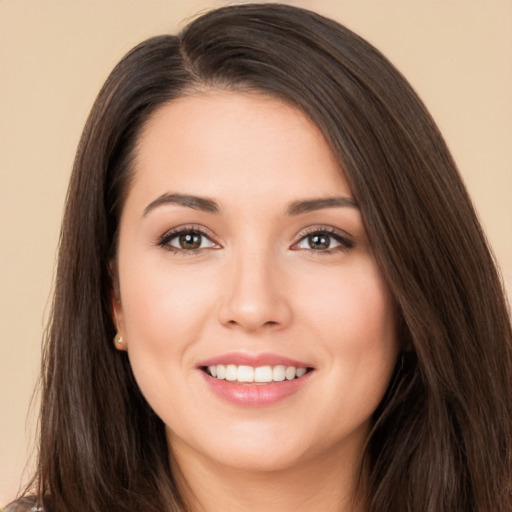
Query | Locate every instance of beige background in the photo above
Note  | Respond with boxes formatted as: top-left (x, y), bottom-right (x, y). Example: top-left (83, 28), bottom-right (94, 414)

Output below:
top-left (1, 0), bottom-right (511, 506)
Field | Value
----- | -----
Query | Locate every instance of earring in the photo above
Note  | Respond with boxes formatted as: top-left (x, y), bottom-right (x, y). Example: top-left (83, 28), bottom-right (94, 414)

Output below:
top-left (114, 333), bottom-right (124, 345)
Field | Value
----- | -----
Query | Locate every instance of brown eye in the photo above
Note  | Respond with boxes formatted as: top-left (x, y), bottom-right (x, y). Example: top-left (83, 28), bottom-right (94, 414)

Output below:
top-left (292, 229), bottom-right (354, 253)
top-left (307, 233), bottom-right (331, 250)
top-left (160, 228), bottom-right (218, 253)
top-left (297, 232), bottom-right (340, 251)
top-left (178, 231), bottom-right (202, 250)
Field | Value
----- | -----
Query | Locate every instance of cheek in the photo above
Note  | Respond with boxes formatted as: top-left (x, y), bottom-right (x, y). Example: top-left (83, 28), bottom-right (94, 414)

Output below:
top-left (123, 254), bottom-right (216, 322)
top-left (301, 258), bottom-right (396, 346)
top-left (118, 259), bottom-right (222, 420)
top-left (301, 258), bottom-right (398, 397)
top-left (119, 258), bottom-right (219, 370)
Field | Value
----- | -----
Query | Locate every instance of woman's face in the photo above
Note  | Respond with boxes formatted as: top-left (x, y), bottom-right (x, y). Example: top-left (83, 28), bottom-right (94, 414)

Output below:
top-left (113, 91), bottom-right (399, 473)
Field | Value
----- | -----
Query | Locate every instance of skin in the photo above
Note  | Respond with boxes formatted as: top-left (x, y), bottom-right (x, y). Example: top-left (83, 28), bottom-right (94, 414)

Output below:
top-left (113, 91), bottom-right (399, 512)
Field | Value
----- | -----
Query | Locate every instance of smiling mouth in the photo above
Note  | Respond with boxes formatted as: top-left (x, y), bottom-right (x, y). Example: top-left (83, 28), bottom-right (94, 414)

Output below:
top-left (201, 364), bottom-right (313, 384)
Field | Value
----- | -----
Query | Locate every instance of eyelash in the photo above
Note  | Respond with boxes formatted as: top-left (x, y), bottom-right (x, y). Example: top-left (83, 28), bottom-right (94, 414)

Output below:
top-left (157, 225), bottom-right (355, 255)
top-left (157, 225), bottom-right (219, 255)
top-left (291, 226), bottom-right (355, 254)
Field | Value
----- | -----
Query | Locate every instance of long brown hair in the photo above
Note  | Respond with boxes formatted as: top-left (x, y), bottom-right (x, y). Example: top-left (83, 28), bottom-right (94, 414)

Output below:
top-left (24, 3), bottom-right (512, 511)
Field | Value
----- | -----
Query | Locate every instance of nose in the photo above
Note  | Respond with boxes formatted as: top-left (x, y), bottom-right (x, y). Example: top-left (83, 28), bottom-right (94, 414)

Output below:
top-left (217, 249), bottom-right (293, 333)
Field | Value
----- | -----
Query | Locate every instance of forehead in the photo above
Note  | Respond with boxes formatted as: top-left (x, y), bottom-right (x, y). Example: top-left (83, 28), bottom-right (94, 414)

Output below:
top-left (129, 91), bottom-right (350, 210)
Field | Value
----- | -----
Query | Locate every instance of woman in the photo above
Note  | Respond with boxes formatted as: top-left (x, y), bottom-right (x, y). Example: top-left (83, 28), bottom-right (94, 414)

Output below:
top-left (7, 3), bottom-right (511, 511)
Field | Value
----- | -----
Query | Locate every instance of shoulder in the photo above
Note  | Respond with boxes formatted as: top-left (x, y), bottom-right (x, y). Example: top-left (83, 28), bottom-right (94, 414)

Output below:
top-left (3, 496), bottom-right (45, 512)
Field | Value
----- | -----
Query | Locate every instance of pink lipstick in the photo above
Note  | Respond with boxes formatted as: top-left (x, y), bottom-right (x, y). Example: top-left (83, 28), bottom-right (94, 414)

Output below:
top-left (197, 352), bottom-right (314, 407)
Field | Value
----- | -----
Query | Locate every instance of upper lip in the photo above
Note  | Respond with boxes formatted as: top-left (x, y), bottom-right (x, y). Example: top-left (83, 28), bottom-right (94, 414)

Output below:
top-left (197, 352), bottom-right (312, 369)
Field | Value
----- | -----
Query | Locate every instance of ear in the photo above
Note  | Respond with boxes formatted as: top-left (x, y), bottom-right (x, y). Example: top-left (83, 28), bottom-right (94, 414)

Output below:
top-left (110, 259), bottom-right (128, 352)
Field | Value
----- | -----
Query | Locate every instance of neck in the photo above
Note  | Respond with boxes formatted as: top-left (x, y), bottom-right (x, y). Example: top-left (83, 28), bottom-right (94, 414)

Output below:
top-left (170, 439), bottom-right (366, 512)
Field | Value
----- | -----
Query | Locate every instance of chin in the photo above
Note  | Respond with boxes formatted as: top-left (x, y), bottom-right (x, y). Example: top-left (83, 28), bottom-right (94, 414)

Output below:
top-left (169, 416), bottom-right (367, 476)
top-left (208, 442), bottom-right (312, 473)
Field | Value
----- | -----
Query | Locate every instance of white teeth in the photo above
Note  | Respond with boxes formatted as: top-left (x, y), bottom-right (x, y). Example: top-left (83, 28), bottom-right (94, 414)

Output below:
top-left (296, 367), bottom-right (307, 378)
top-left (285, 366), bottom-right (296, 381)
top-left (237, 365), bottom-right (254, 382)
top-left (254, 365), bottom-right (273, 383)
top-left (216, 364), bottom-right (226, 379)
top-left (273, 365), bottom-right (286, 382)
top-left (206, 364), bottom-right (308, 383)
top-left (226, 364), bottom-right (237, 381)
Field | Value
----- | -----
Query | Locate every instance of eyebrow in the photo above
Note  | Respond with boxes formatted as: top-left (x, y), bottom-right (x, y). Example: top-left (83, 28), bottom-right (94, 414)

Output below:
top-left (143, 193), bottom-right (220, 216)
top-left (143, 192), bottom-right (358, 217)
top-left (286, 196), bottom-right (358, 215)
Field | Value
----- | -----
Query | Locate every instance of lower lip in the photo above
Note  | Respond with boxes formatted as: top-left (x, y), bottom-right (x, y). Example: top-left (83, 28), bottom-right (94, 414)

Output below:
top-left (200, 371), bottom-right (313, 407)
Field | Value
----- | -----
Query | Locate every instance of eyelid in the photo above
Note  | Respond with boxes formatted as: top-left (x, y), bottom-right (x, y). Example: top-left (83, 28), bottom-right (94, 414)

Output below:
top-left (291, 225), bottom-right (355, 252)
top-left (157, 224), bottom-right (221, 252)
top-left (156, 224), bottom-right (354, 254)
